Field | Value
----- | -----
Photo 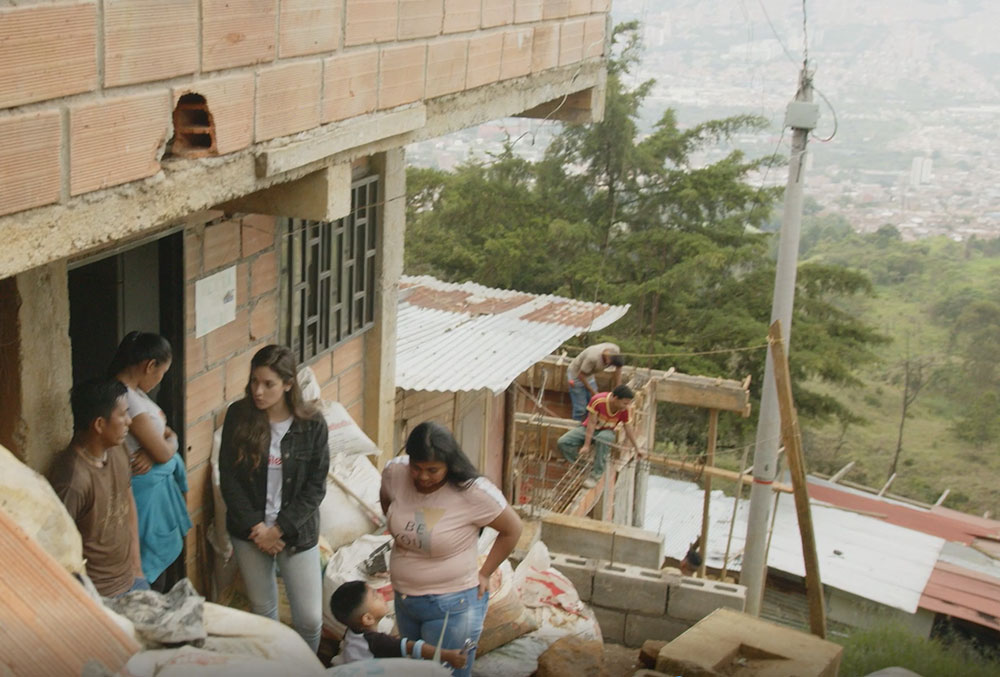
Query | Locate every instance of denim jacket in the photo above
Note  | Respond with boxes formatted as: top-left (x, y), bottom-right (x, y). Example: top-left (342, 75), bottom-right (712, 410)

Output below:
top-left (219, 399), bottom-right (329, 551)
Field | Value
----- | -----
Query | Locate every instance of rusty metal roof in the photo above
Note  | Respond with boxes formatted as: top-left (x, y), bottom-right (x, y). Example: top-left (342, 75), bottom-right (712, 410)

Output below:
top-left (396, 275), bottom-right (629, 393)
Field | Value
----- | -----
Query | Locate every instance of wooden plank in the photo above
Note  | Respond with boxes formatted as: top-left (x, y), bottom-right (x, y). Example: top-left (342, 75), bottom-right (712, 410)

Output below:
top-left (644, 455), bottom-right (793, 493)
top-left (655, 376), bottom-right (751, 415)
top-left (769, 320), bottom-right (827, 639)
top-left (699, 409), bottom-right (719, 578)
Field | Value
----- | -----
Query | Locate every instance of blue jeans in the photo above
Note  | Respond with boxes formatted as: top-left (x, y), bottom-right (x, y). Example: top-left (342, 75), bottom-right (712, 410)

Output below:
top-left (568, 376), bottom-right (597, 421)
top-left (395, 587), bottom-right (489, 677)
top-left (558, 426), bottom-right (615, 478)
top-left (232, 538), bottom-right (322, 652)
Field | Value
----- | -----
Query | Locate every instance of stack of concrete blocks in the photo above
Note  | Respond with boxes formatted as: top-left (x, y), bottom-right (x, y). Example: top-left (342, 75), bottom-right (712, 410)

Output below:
top-left (541, 512), bottom-right (747, 648)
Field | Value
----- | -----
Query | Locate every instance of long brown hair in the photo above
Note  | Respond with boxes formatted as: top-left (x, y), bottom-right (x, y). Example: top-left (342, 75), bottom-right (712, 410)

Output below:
top-left (231, 345), bottom-right (317, 471)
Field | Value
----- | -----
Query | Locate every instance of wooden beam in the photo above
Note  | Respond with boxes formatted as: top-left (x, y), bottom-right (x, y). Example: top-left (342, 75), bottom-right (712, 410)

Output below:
top-left (644, 455), bottom-right (793, 493)
top-left (769, 320), bottom-right (827, 639)
top-left (934, 488), bottom-right (950, 507)
top-left (829, 461), bottom-right (855, 484)
top-left (878, 473), bottom-right (897, 498)
top-left (654, 372), bottom-right (751, 415)
top-left (699, 409), bottom-right (719, 578)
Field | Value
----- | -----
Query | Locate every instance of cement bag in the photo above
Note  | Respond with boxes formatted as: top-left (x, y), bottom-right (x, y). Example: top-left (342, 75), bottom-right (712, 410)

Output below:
top-left (322, 534), bottom-right (395, 638)
top-left (321, 400), bottom-right (378, 460)
top-left (298, 366), bottom-right (322, 404)
top-left (326, 658), bottom-right (452, 676)
top-left (201, 602), bottom-right (325, 674)
top-left (514, 541), bottom-right (600, 641)
top-left (132, 646), bottom-right (293, 677)
top-left (319, 455), bottom-right (383, 553)
top-left (478, 560), bottom-right (538, 655)
top-left (0, 443), bottom-right (84, 575)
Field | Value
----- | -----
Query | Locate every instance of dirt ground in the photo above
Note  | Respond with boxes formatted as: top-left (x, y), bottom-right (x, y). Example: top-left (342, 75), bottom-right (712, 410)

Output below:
top-left (604, 642), bottom-right (642, 676)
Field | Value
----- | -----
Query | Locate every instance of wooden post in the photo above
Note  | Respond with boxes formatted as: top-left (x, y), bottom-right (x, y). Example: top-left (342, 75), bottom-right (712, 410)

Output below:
top-left (698, 409), bottom-right (719, 578)
top-left (769, 320), bottom-right (827, 639)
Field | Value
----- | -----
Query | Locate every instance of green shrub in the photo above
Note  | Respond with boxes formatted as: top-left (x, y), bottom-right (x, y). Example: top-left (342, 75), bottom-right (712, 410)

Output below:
top-left (837, 624), bottom-right (1000, 677)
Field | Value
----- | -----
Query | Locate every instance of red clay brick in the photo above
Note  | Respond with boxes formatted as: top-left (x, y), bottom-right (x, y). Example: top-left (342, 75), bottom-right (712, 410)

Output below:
top-left (322, 49), bottom-right (379, 122)
top-left (568, 0), bottom-right (590, 15)
top-left (307, 352), bottom-right (333, 387)
top-left (187, 365), bottom-right (225, 423)
top-left (339, 364), bottom-right (363, 405)
top-left (379, 44), bottom-right (426, 109)
top-left (542, 0), bottom-right (569, 20)
top-left (532, 23), bottom-right (560, 72)
top-left (344, 0), bottom-right (397, 46)
top-left (514, 0), bottom-right (543, 23)
top-left (559, 18), bottom-right (585, 66)
top-left (280, 0), bottom-right (341, 57)
top-left (104, 0), bottom-right (197, 87)
top-left (320, 377), bottom-right (339, 402)
top-left (185, 229), bottom-right (203, 282)
top-left (0, 110), bottom-right (61, 218)
top-left (202, 219), bottom-right (241, 271)
top-left (501, 28), bottom-right (533, 80)
top-left (256, 60), bottom-right (322, 142)
top-left (443, 0), bottom-right (480, 33)
top-left (237, 262), bottom-right (251, 307)
top-left (241, 214), bottom-right (276, 257)
top-left (483, 0), bottom-right (515, 27)
top-left (0, 3), bottom-right (97, 109)
top-left (205, 309), bottom-right (250, 366)
top-left (249, 294), bottom-right (277, 342)
top-left (466, 33), bottom-right (503, 89)
top-left (185, 460), bottom-right (211, 514)
top-left (583, 14), bottom-right (605, 59)
top-left (202, 0), bottom-right (277, 71)
top-left (425, 38), bottom-right (468, 99)
top-left (332, 334), bottom-right (365, 375)
top-left (186, 283), bottom-right (196, 328)
top-left (399, 0), bottom-right (443, 40)
top-left (224, 344), bottom-right (261, 402)
top-left (174, 73), bottom-right (255, 156)
top-left (184, 417), bottom-right (215, 469)
top-left (346, 400), bottom-right (363, 426)
top-left (591, 0), bottom-right (610, 12)
top-left (186, 334), bottom-right (206, 379)
top-left (69, 91), bottom-right (170, 196)
top-left (251, 251), bottom-right (278, 297)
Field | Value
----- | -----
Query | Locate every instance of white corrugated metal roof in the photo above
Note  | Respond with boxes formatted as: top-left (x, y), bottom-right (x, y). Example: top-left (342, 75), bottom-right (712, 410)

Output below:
top-left (645, 475), bottom-right (944, 613)
top-left (395, 275), bottom-right (629, 394)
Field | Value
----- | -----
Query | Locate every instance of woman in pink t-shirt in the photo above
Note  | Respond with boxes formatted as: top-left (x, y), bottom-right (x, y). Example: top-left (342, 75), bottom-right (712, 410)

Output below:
top-left (380, 422), bottom-right (523, 676)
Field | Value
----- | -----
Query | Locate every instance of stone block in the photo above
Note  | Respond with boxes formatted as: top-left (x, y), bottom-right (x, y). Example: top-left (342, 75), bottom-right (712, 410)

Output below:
top-left (279, 0), bottom-right (340, 57)
top-left (568, 0), bottom-right (590, 15)
top-left (69, 91), bottom-right (170, 196)
top-left (255, 60), bottom-right (322, 142)
top-left (592, 563), bottom-right (668, 615)
top-left (666, 577), bottom-right (746, 623)
top-left (537, 636), bottom-right (604, 677)
top-left (322, 50), bottom-right (379, 122)
top-left (426, 38), bottom-right (469, 99)
top-left (532, 23), bottom-right (560, 73)
top-left (0, 110), bottom-right (61, 217)
top-left (541, 512), bottom-right (664, 568)
top-left (639, 640), bottom-right (667, 668)
top-left (0, 2), bottom-right (97, 108)
top-left (515, 0), bottom-right (543, 24)
top-left (550, 553), bottom-right (596, 602)
top-left (542, 0), bottom-right (570, 20)
top-left (559, 17), bottom-right (586, 66)
top-left (379, 44), bottom-right (426, 109)
top-left (443, 0), bottom-right (481, 33)
top-left (501, 28), bottom-right (533, 80)
top-left (624, 612), bottom-right (690, 648)
top-left (466, 33), bottom-right (503, 89)
top-left (104, 0), bottom-right (197, 86)
top-left (591, 604), bottom-right (625, 644)
top-left (583, 15), bottom-right (605, 59)
top-left (482, 0), bottom-right (515, 27)
top-left (345, 0), bottom-right (397, 46)
top-left (202, 0), bottom-right (276, 71)
top-left (174, 73), bottom-right (255, 155)
top-left (398, 0), bottom-right (443, 40)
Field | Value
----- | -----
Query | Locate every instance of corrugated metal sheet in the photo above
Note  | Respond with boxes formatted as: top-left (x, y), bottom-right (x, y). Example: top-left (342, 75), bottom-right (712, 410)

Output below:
top-left (644, 475), bottom-right (943, 613)
top-left (395, 275), bottom-right (629, 394)
top-left (920, 561), bottom-right (1000, 632)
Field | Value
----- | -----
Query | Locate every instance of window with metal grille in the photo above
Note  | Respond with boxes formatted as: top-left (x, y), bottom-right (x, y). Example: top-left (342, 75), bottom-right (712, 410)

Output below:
top-left (280, 175), bottom-right (379, 363)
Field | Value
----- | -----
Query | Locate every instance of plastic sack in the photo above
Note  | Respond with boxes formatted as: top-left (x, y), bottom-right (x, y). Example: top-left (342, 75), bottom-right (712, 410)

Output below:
top-left (0, 443), bottom-right (84, 575)
top-left (298, 366), bottom-right (322, 404)
top-left (478, 560), bottom-right (538, 655)
top-left (319, 455), bottom-right (384, 553)
top-left (322, 534), bottom-right (396, 638)
top-left (321, 400), bottom-right (378, 460)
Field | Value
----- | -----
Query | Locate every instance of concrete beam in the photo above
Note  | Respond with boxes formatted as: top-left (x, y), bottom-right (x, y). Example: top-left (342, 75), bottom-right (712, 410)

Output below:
top-left (516, 85), bottom-right (606, 125)
top-left (655, 372), bottom-right (751, 416)
top-left (219, 164), bottom-right (352, 221)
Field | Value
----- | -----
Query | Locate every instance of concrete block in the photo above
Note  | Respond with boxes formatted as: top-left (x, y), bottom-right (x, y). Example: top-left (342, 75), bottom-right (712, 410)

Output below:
top-left (666, 577), bottom-right (746, 622)
top-left (591, 605), bottom-right (625, 644)
top-left (279, 0), bottom-right (340, 57)
top-left (322, 50), bottom-right (379, 122)
top-left (559, 17), bottom-right (586, 66)
top-left (379, 44), bottom-right (427, 109)
top-left (69, 91), bottom-right (170, 196)
top-left (443, 0), bottom-right (481, 34)
top-left (255, 60), bottom-right (322, 142)
top-left (592, 563), bottom-right (668, 615)
top-left (0, 3), bottom-right (97, 108)
top-left (202, 0), bottom-right (276, 71)
top-left (104, 0), bottom-right (197, 87)
top-left (624, 612), bottom-right (691, 648)
top-left (549, 553), bottom-right (596, 602)
top-left (345, 0), bottom-right (397, 46)
top-left (0, 110), bottom-right (61, 217)
top-left (541, 512), bottom-right (664, 569)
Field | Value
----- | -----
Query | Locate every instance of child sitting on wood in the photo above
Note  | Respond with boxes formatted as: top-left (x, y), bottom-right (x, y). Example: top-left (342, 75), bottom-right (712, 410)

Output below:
top-left (331, 580), bottom-right (468, 668)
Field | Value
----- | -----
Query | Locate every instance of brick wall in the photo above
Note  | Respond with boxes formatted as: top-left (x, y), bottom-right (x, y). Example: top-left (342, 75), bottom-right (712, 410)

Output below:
top-left (182, 211), bottom-right (365, 592)
top-left (0, 0), bottom-right (609, 218)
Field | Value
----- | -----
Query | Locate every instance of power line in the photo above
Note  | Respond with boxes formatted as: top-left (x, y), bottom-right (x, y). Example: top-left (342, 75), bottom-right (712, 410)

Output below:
top-left (756, 0), bottom-right (798, 66)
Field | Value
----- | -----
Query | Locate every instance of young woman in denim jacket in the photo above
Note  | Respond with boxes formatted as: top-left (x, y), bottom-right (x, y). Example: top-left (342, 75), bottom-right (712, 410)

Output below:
top-left (380, 422), bottom-right (523, 676)
top-left (220, 345), bottom-right (329, 652)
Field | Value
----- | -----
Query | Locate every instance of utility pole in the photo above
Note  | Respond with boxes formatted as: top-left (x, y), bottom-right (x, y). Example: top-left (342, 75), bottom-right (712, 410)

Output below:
top-left (740, 65), bottom-right (818, 615)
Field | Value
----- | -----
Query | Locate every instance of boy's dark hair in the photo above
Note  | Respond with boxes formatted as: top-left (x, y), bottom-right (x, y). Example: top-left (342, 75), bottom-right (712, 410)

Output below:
top-left (612, 384), bottom-right (634, 400)
top-left (330, 580), bottom-right (368, 629)
top-left (608, 354), bottom-right (624, 368)
top-left (71, 379), bottom-right (128, 432)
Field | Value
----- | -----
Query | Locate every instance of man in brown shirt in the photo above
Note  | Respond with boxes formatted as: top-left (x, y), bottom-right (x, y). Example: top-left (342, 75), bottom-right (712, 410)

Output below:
top-left (49, 378), bottom-right (146, 597)
top-left (566, 342), bottom-right (624, 421)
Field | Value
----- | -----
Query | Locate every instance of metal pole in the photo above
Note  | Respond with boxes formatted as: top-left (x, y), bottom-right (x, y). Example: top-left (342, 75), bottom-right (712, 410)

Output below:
top-left (740, 65), bottom-right (815, 615)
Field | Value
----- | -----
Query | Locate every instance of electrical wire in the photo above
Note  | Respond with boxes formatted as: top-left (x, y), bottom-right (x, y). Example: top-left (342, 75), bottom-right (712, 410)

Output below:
top-left (811, 86), bottom-right (838, 142)
top-left (756, 0), bottom-right (798, 66)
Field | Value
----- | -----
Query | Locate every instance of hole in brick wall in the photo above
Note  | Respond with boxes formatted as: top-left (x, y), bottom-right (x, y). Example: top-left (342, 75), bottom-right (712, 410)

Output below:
top-left (167, 93), bottom-right (217, 159)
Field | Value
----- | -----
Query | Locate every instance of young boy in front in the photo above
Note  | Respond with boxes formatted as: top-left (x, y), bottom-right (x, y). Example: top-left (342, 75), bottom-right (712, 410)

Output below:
top-left (330, 580), bottom-right (467, 668)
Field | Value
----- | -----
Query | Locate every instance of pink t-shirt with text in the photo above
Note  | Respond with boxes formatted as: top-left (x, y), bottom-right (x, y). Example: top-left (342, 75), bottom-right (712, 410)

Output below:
top-left (382, 456), bottom-right (507, 596)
